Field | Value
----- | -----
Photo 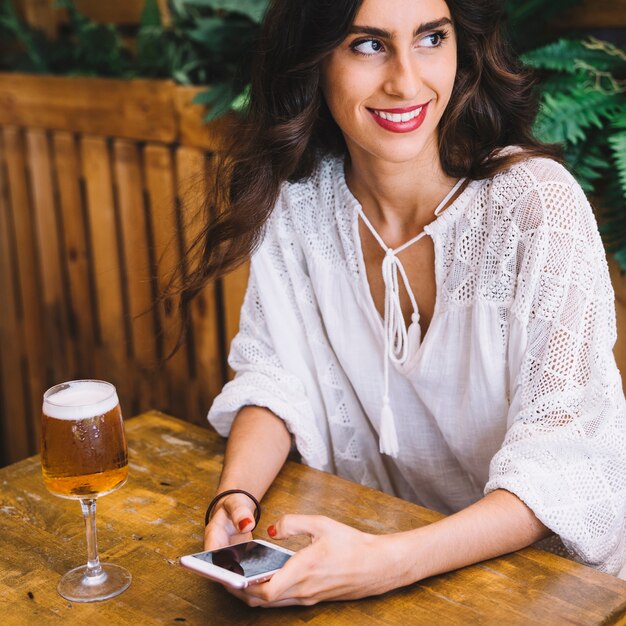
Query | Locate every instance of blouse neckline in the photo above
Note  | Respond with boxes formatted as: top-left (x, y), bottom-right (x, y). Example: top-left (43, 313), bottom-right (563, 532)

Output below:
top-left (331, 154), bottom-right (484, 373)
top-left (332, 155), bottom-right (483, 238)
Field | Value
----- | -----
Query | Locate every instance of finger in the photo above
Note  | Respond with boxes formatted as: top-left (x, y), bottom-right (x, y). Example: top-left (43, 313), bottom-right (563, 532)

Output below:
top-left (225, 585), bottom-right (274, 608)
top-left (221, 494), bottom-right (258, 533)
top-left (260, 597), bottom-right (313, 608)
top-left (203, 508), bottom-right (253, 550)
top-left (268, 514), bottom-right (329, 542)
top-left (204, 529), bottom-right (253, 551)
top-left (243, 544), bottom-right (316, 601)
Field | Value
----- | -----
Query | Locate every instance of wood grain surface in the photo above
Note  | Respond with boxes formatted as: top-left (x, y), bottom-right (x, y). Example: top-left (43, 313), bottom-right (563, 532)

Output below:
top-left (1, 412), bottom-right (625, 625)
top-left (562, 0), bottom-right (626, 28)
top-left (13, 0), bottom-right (626, 30)
top-left (0, 87), bottom-right (239, 463)
top-left (0, 74), bottom-right (233, 151)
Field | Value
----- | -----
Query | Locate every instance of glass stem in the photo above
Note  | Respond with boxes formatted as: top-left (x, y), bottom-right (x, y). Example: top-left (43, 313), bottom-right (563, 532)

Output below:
top-left (80, 498), bottom-right (104, 579)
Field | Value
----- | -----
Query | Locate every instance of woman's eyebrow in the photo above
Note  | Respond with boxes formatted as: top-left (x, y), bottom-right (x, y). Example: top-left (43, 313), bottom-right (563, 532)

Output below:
top-left (348, 17), bottom-right (452, 39)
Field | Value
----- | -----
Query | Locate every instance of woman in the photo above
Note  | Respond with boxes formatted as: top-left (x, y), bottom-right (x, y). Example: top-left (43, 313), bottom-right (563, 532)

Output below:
top-left (185, 0), bottom-right (626, 605)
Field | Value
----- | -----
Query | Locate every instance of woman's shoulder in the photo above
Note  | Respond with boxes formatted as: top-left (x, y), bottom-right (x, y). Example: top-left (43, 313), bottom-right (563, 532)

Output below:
top-left (272, 153), bottom-right (343, 230)
top-left (490, 146), bottom-right (577, 190)
top-left (281, 152), bottom-right (341, 198)
top-left (485, 146), bottom-right (590, 233)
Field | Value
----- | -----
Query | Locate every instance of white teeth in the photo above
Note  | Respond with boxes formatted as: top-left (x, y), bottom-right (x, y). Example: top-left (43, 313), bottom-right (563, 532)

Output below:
top-left (374, 107), bottom-right (422, 123)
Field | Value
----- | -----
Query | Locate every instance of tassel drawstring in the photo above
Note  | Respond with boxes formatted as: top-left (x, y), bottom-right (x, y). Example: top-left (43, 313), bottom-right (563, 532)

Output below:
top-left (357, 178), bottom-right (466, 458)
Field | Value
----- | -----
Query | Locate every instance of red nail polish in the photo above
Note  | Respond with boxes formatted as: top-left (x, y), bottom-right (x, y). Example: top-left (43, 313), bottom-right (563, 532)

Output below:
top-left (238, 518), bottom-right (253, 532)
top-left (267, 524), bottom-right (277, 537)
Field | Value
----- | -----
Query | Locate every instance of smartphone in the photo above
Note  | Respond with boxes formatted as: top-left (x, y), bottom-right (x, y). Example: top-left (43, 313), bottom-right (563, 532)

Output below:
top-left (180, 539), bottom-right (294, 589)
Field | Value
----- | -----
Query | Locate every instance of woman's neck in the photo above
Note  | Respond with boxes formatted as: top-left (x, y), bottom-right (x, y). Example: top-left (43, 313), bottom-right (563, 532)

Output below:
top-left (344, 151), bottom-right (459, 239)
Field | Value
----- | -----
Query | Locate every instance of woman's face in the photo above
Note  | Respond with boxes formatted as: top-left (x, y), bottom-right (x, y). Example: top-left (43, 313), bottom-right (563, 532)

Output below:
top-left (321, 0), bottom-right (457, 169)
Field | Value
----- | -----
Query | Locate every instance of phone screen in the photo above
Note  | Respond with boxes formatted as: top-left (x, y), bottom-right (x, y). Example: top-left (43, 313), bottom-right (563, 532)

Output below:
top-left (191, 542), bottom-right (292, 578)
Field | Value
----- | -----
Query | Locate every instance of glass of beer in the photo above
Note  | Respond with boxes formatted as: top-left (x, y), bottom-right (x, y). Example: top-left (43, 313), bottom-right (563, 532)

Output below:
top-left (41, 380), bottom-right (132, 602)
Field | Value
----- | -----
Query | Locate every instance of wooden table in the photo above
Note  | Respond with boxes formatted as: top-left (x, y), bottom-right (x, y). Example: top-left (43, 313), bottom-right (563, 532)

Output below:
top-left (1, 411), bottom-right (626, 625)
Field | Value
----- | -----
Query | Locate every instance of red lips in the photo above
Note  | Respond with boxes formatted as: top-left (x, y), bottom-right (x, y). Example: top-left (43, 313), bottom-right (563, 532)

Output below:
top-left (368, 102), bottom-right (429, 134)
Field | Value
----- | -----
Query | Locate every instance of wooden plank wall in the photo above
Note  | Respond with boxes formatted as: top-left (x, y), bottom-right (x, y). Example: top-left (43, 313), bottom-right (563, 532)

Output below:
top-left (0, 74), bottom-right (245, 467)
top-left (13, 0), bottom-right (626, 31)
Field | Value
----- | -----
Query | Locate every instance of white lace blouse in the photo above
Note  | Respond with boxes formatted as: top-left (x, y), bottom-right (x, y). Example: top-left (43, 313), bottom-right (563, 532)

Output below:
top-left (208, 151), bottom-right (626, 574)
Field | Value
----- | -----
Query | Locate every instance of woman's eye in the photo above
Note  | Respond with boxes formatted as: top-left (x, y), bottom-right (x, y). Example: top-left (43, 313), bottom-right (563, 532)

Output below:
top-left (351, 39), bottom-right (384, 56)
top-left (420, 31), bottom-right (447, 48)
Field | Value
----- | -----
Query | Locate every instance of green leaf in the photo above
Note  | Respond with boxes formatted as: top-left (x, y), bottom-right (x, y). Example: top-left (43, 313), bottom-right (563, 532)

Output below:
top-left (534, 88), bottom-right (622, 144)
top-left (183, 0), bottom-right (269, 23)
top-left (0, 0), bottom-right (49, 71)
top-left (538, 72), bottom-right (587, 94)
top-left (192, 81), bottom-right (237, 120)
top-left (563, 138), bottom-right (611, 193)
top-left (191, 88), bottom-right (219, 105)
top-left (505, 0), bottom-right (581, 25)
top-left (140, 0), bottom-right (162, 28)
top-left (609, 131), bottom-right (626, 208)
top-left (172, 69), bottom-right (193, 84)
top-left (186, 17), bottom-right (257, 54)
top-left (522, 38), bottom-right (625, 73)
top-left (610, 108), bottom-right (626, 130)
top-left (230, 84), bottom-right (250, 112)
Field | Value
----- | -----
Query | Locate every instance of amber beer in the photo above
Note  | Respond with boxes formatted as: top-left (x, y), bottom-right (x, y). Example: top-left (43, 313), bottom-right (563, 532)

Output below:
top-left (41, 380), bottom-right (128, 499)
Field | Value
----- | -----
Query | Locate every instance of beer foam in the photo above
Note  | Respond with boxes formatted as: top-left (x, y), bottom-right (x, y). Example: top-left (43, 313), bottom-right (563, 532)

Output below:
top-left (43, 380), bottom-right (119, 420)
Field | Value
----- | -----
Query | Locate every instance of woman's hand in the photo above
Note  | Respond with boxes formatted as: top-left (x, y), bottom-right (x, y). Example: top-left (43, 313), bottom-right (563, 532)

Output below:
top-left (229, 515), bottom-right (407, 607)
top-left (204, 493), bottom-right (258, 550)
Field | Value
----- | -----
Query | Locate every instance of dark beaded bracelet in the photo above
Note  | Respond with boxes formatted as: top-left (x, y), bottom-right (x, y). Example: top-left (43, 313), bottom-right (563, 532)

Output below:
top-left (204, 489), bottom-right (261, 527)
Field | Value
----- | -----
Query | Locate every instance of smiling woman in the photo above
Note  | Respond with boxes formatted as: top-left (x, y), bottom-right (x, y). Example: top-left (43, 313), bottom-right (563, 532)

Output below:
top-left (321, 8), bottom-right (457, 163)
top-left (176, 0), bottom-right (626, 607)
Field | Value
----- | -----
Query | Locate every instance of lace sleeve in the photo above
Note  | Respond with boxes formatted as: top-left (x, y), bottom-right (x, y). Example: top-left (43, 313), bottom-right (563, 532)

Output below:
top-left (207, 210), bottom-right (329, 470)
top-left (485, 172), bottom-right (626, 574)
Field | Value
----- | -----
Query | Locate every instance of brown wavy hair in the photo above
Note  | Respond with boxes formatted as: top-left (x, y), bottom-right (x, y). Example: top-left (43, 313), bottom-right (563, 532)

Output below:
top-left (174, 0), bottom-right (560, 330)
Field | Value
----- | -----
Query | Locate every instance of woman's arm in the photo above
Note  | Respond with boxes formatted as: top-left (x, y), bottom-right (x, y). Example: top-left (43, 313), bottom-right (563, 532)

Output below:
top-left (235, 488), bottom-right (550, 606)
top-left (204, 405), bottom-right (292, 549)
top-left (388, 488), bottom-right (550, 582)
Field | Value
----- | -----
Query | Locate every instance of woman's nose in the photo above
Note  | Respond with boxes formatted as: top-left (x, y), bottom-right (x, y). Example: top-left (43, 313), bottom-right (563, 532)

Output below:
top-left (383, 53), bottom-right (422, 100)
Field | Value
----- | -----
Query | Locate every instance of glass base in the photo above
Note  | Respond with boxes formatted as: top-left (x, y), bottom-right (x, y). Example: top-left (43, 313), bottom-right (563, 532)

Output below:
top-left (58, 563), bottom-right (131, 602)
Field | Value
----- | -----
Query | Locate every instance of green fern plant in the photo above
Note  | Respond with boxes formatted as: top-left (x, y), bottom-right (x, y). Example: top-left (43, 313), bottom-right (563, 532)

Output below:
top-left (0, 0), bottom-right (133, 75)
top-left (522, 38), bottom-right (626, 268)
top-left (0, 0), bottom-right (269, 118)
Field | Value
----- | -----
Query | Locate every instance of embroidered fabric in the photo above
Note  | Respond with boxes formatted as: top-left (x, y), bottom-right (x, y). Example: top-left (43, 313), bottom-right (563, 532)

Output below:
top-left (357, 177), bottom-right (466, 456)
top-left (208, 151), bottom-right (626, 575)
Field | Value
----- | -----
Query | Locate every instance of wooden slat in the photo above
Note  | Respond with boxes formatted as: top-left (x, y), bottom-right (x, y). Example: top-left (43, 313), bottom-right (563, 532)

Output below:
top-left (2, 126), bottom-right (46, 449)
top-left (0, 354), bottom-right (4, 466)
top-left (609, 258), bottom-right (626, 394)
top-left (0, 74), bottom-right (177, 144)
top-left (51, 131), bottom-right (97, 377)
top-left (26, 129), bottom-right (75, 384)
top-left (113, 139), bottom-right (160, 415)
top-left (0, 74), bottom-right (229, 150)
top-left (563, 0), bottom-right (626, 28)
top-left (175, 86), bottom-right (239, 153)
top-left (61, 0), bottom-right (146, 24)
top-left (80, 135), bottom-right (132, 409)
top-left (0, 132), bottom-right (31, 463)
top-left (176, 147), bottom-right (223, 423)
top-left (143, 143), bottom-right (193, 420)
top-left (222, 262), bottom-right (250, 379)
top-left (14, 0), bottom-right (172, 28)
top-left (21, 0), bottom-right (57, 37)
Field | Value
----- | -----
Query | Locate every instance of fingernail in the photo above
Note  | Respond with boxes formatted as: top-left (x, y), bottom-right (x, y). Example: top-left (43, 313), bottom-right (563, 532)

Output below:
top-left (267, 524), bottom-right (277, 537)
top-left (238, 518), bottom-right (253, 532)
